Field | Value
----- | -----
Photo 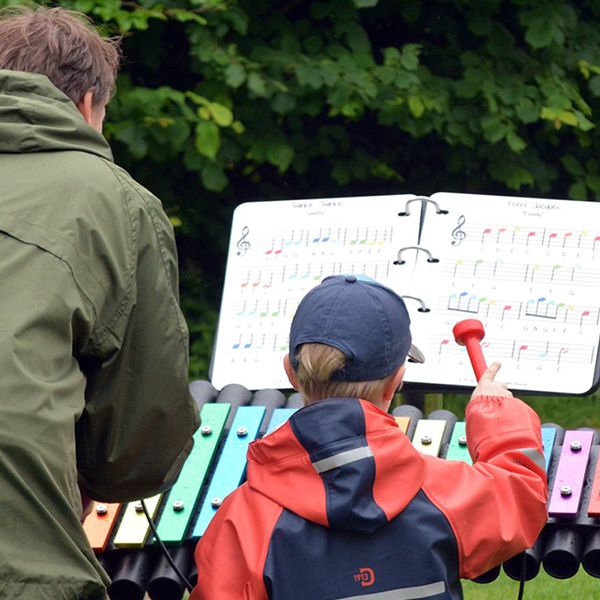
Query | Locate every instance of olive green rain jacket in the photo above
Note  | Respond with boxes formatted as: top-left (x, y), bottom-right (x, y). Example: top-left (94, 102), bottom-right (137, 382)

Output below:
top-left (0, 70), bottom-right (199, 598)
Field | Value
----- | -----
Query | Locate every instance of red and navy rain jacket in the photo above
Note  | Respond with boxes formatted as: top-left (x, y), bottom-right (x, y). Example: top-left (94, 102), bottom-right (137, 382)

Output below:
top-left (192, 395), bottom-right (547, 599)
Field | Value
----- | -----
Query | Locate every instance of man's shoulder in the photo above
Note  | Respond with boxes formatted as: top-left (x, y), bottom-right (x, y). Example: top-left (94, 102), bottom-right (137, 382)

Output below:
top-left (45, 149), bottom-right (164, 218)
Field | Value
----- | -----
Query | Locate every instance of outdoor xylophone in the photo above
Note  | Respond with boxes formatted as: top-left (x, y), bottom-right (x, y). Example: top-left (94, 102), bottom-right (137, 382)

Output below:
top-left (83, 378), bottom-right (600, 600)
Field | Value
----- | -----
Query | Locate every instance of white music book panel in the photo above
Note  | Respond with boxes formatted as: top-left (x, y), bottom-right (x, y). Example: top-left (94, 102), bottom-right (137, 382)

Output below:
top-left (210, 192), bottom-right (600, 395)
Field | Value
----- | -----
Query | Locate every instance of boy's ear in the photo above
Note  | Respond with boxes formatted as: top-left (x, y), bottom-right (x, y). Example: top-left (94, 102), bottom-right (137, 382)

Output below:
top-left (383, 364), bottom-right (406, 402)
top-left (283, 354), bottom-right (299, 390)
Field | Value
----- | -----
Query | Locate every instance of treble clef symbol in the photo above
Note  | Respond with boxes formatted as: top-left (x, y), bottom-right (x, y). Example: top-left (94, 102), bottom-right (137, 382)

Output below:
top-left (451, 215), bottom-right (466, 247)
top-left (236, 225), bottom-right (251, 256)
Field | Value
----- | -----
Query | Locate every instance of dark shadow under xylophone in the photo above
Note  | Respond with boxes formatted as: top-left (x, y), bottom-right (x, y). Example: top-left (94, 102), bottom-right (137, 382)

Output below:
top-left (82, 380), bottom-right (600, 600)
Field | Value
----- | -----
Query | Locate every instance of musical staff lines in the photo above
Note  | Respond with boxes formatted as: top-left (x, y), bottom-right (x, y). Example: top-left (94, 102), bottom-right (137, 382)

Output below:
top-left (455, 223), bottom-right (600, 254)
top-left (237, 260), bottom-right (391, 289)
top-left (230, 331), bottom-right (288, 354)
top-left (432, 335), bottom-right (596, 367)
top-left (446, 259), bottom-right (600, 288)
top-left (444, 292), bottom-right (600, 327)
top-left (235, 225), bottom-right (395, 257)
top-left (235, 298), bottom-right (291, 319)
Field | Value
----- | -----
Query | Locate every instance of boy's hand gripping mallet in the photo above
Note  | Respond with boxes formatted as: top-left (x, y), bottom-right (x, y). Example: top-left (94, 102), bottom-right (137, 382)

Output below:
top-left (452, 319), bottom-right (488, 381)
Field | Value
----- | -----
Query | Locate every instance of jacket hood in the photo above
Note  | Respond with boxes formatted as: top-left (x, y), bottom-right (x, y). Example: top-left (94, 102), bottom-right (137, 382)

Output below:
top-left (0, 69), bottom-right (113, 161)
top-left (246, 398), bottom-right (426, 534)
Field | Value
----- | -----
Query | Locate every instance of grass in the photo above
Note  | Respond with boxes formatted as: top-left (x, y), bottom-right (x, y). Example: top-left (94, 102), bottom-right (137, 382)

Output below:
top-left (463, 569), bottom-right (597, 599)
top-left (415, 389), bottom-right (600, 430)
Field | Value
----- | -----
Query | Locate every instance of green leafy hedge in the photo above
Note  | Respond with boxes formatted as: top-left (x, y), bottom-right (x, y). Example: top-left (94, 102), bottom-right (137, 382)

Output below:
top-left (4, 0), bottom-right (600, 377)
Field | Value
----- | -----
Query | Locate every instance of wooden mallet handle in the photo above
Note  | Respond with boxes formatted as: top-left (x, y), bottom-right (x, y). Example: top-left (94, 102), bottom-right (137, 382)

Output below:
top-left (452, 319), bottom-right (488, 381)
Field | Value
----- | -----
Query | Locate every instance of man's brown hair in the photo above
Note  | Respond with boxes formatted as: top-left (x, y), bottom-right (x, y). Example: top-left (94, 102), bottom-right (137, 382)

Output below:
top-left (0, 6), bottom-right (120, 106)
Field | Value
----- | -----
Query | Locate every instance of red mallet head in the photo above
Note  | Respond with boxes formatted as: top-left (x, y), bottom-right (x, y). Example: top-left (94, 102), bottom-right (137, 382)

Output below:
top-left (452, 319), bottom-right (487, 381)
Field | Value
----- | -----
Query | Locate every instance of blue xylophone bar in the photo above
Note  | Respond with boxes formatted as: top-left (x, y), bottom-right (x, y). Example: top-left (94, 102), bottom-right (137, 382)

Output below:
top-left (84, 380), bottom-right (600, 600)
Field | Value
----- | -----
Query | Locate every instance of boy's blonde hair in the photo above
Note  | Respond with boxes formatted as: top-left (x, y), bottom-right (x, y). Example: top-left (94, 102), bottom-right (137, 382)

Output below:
top-left (294, 343), bottom-right (396, 404)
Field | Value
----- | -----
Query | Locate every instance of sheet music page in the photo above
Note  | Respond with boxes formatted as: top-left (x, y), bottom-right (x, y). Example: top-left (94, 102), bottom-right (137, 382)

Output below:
top-left (406, 191), bottom-right (600, 394)
top-left (210, 195), bottom-right (419, 390)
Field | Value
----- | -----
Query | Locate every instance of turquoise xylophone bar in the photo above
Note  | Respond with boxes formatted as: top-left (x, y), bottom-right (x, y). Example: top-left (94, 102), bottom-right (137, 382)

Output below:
top-left (192, 405), bottom-right (265, 538)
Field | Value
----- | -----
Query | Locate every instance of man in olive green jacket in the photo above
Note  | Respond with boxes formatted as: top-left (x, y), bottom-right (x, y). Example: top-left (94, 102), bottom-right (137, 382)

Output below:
top-left (0, 7), bottom-right (199, 599)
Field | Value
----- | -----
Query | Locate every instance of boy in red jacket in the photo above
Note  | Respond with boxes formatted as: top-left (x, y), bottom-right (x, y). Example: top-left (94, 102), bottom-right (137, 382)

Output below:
top-left (192, 274), bottom-right (548, 599)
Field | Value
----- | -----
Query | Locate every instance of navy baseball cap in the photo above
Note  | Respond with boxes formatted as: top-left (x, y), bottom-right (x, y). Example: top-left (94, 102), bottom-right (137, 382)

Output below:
top-left (289, 274), bottom-right (424, 381)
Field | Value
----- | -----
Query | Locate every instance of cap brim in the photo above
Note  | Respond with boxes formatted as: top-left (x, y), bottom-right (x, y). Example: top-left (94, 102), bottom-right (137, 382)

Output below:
top-left (407, 344), bottom-right (425, 364)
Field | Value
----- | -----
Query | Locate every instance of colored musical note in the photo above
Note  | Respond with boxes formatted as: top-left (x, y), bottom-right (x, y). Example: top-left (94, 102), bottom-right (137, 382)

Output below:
top-left (473, 259), bottom-right (484, 276)
top-left (448, 291), bottom-right (467, 312)
top-left (547, 232), bottom-right (558, 247)
top-left (501, 305), bottom-right (512, 321)
top-left (526, 231), bottom-right (536, 246)
top-left (272, 299), bottom-right (288, 317)
top-left (539, 342), bottom-right (549, 359)
top-left (236, 226), bottom-right (251, 256)
top-left (452, 259), bottom-right (464, 278)
top-left (481, 228), bottom-right (492, 244)
top-left (526, 297), bottom-right (558, 320)
top-left (447, 291), bottom-right (482, 314)
top-left (263, 273), bottom-right (273, 288)
top-left (248, 300), bottom-right (258, 316)
top-left (526, 264), bottom-right (540, 283)
top-left (265, 238), bottom-right (284, 255)
top-left (594, 235), bottom-right (600, 252)
top-left (496, 227), bottom-right (507, 244)
top-left (517, 344), bottom-right (528, 361)
top-left (580, 310), bottom-right (591, 326)
top-left (551, 264), bottom-right (561, 281)
top-left (557, 347), bottom-right (569, 366)
top-left (438, 339), bottom-right (449, 357)
top-left (451, 215), bottom-right (466, 246)
top-left (563, 232), bottom-right (572, 248)
top-left (511, 226), bottom-right (521, 244)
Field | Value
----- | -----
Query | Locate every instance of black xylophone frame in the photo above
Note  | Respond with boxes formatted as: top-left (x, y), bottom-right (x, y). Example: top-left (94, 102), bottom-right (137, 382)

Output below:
top-left (85, 380), bottom-right (600, 600)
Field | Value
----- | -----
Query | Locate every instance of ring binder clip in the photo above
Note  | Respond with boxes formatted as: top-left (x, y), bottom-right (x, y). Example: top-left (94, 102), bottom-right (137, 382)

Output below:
top-left (394, 246), bottom-right (439, 265)
top-left (398, 196), bottom-right (449, 217)
top-left (402, 295), bottom-right (430, 313)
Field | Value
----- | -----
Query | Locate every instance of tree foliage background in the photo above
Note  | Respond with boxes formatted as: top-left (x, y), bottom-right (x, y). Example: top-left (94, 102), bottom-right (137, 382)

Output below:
top-left (4, 0), bottom-right (600, 378)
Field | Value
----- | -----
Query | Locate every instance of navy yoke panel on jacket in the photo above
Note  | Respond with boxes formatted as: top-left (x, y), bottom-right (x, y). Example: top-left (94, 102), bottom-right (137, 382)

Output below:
top-left (263, 490), bottom-right (462, 600)
top-left (289, 398), bottom-right (387, 533)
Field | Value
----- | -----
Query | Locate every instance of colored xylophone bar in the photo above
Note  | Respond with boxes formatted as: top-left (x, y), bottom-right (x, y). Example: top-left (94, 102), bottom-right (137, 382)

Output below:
top-left (83, 381), bottom-right (600, 600)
